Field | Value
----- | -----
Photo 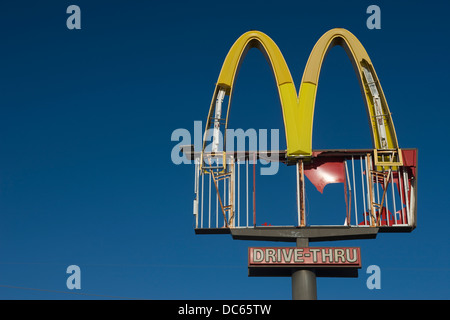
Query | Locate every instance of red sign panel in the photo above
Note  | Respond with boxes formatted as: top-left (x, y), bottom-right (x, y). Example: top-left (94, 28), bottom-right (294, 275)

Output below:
top-left (248, 247), bottom-right (361, 267)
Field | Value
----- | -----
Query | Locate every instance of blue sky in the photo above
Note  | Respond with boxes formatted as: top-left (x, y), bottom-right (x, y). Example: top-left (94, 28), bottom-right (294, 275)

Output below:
top-left (0, 0), bottom-right (448, 299)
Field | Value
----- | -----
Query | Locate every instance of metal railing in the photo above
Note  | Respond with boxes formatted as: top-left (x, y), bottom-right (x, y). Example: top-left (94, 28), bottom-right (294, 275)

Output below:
top-left (190, 149), bottom-right (417, 231)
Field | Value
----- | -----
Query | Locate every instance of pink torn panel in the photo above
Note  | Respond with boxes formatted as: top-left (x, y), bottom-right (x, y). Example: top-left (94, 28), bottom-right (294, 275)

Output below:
top-left (402, 149), bottom-right (417, 177)
top-left (304, 157), bottom-right (346, 193)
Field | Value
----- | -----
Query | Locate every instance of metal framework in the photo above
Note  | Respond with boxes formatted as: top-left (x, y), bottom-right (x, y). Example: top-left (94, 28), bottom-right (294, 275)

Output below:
top-left (185, 147), bottom-right (417, 241)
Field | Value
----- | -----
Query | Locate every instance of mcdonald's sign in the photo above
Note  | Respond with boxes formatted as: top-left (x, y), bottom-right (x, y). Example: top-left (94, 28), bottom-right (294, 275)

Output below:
top-left (190, 28), bottom-right (417, 232)
top-left (188, 28), bottom-right (418, 297)
top-left (202, 28), bottom-right (400, 162)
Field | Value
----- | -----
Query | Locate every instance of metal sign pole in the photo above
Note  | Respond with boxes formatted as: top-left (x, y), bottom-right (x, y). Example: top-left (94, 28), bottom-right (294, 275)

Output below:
top-left (292, 238), bottom-right (317, 300)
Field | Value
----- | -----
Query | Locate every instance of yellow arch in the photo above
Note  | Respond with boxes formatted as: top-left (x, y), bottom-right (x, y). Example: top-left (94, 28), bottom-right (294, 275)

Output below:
top-left (203, 28), bottom-right (399, 161)
top-left (202, 30), bottom-right (302, 159)
top-left (298, 28), bottom-right (399, 154)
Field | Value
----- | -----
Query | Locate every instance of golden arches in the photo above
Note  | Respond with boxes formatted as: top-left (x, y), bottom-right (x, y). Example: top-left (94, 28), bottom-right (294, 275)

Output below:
top-left (203, 28), bottom-right (400, 162)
